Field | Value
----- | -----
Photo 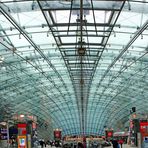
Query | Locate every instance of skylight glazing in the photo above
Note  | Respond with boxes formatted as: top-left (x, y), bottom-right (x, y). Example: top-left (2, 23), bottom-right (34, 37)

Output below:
top-left (0, 0), bottom-right (148, 138)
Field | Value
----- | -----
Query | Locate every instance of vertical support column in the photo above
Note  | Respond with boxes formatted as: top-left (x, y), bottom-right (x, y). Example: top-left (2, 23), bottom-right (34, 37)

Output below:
top-left (80, 0), bottom-right (84, 135)
top-left (6, 122), bottom-right (10, 148)
top-left (133, 119), bottom-right (140, 146)
top-left (137, 132), bottom-right (142, 148)
top-left (26, 121), bottom-right (33, 148)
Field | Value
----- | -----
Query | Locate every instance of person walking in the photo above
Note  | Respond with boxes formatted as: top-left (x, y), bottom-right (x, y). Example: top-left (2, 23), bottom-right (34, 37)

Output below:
top-left (40, 140), bottom-right (44, 148)
top-left (118, 139), bottom-right (124, 148)
top-left (111, 139), bottom-right (119, 148)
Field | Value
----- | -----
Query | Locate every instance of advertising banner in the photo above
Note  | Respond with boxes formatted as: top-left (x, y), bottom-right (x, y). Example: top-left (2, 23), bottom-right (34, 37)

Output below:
top-left (17, 123), bottom-right (27, 135)
top-left (140, 122), bottom-right (148, 133)
top-left (18, 135), bottom-right (27, 148)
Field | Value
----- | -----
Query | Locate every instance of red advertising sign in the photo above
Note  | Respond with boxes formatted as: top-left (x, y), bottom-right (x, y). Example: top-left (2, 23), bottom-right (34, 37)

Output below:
top-left (54, 131), bottom-right (61, 139)
top-left (105, 130), bottom-right (113, 138)
top-left (17, 124), bottom-right (27, 128)
top-left (140, 122), bottom-right (148, 133)
top-left (107, 131), bottom-right (113, 137)
top-left (17, 124), bottom-right (27, 135)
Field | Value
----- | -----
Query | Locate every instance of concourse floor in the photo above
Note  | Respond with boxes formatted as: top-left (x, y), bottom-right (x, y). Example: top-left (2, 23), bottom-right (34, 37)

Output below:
top-left (36, 144), bottom-right (137, 148)
top-left (5, 144), bottom-right (137, 148)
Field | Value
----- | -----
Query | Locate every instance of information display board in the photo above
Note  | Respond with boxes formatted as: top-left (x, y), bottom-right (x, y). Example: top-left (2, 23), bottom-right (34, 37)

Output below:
top-left (0, 128), bottom-right (7, 140)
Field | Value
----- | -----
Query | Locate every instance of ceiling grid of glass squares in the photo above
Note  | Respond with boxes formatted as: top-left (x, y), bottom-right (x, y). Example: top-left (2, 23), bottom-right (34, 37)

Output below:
top-left (0, 0), bottom-right (148, 138)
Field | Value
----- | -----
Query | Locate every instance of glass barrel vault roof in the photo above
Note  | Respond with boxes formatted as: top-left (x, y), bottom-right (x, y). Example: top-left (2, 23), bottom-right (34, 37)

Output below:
top-left (0, 0), bottom-right (148, 138)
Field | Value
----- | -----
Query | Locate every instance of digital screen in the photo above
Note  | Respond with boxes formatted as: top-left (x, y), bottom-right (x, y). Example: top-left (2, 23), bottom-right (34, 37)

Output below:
top-left (1, 128), bottom-right (7, 134)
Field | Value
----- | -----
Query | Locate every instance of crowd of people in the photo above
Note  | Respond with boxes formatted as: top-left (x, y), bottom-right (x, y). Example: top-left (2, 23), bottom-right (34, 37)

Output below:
top-left (37, 138), bottom-right (124, 148)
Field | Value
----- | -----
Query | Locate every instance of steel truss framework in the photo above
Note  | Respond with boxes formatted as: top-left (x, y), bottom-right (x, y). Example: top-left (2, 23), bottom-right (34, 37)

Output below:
top-left (0, 0), bottom-right (148, 138)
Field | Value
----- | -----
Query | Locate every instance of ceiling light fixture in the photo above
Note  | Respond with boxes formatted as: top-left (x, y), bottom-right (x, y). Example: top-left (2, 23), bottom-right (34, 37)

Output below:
top-left (78, 47), bottom-right (86, 56)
